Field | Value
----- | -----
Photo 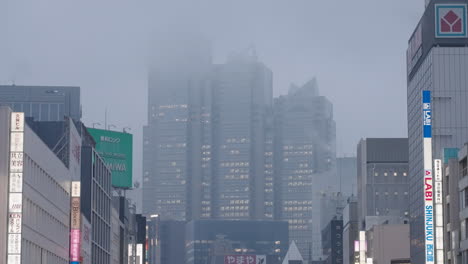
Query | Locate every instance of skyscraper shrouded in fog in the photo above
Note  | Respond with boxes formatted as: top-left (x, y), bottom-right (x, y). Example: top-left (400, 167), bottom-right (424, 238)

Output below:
top-left (406, 1), bottom-right (468, 263)
top-left (274, 79), bottom-right (336, 263)
top-left (143, 32), bottom-right (212, 220)
top-left (143, 36), bottom-right (274, 221)
top-left (211, 50), bottom-right (274, 220)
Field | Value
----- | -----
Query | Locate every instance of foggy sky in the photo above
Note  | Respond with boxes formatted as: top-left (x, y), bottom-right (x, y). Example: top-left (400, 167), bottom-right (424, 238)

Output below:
top-left (1, 0), bottom-right (424, 186)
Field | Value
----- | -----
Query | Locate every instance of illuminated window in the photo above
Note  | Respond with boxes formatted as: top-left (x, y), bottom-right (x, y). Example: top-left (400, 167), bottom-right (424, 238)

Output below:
top-left (384, 172), bottom-right (388, 176)
top-left (403, 172), bottom-right (408, 176)
top-left (374, 172), bottom-right (378, 176)
top-left (394, 172), bottom-right (398, 176)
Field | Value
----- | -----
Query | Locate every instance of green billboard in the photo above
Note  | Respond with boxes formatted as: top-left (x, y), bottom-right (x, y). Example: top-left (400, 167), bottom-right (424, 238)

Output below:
top-left (87, 128), bottom-right (133, 189)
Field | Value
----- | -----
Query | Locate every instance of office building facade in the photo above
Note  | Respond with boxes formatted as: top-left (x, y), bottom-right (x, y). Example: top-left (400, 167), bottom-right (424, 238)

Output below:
top-left (143, 34), bottom-right (212, 220)
top-left (357, 138), bottom-right (409, 230)
top-left (81, 134), bottom-right (112, 264)
top-left (274, 79), bottom-right (336, 262)
top-left (0, 85), bottom-right (81, 121)
top-left (406, 1), bottom-right (468, 262)
top-left (211, 51), bottom-right (273, 220)
top-left (0, 107), bottom-right (72, 264)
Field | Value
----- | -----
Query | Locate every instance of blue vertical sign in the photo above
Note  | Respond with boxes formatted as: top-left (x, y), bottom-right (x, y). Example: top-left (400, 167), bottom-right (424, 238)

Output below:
top-left (423, 91), bottom-right (432, 138)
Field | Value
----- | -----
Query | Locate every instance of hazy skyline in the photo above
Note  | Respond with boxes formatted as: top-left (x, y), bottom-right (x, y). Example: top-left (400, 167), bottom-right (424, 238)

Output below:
top-left (1, 0), bottom-right (424, 182)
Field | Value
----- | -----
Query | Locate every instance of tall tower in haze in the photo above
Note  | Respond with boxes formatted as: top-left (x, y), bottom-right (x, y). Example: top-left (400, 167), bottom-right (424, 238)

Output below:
top-left (143, 32), bottom-right (212, 220)
top-left (274, 79), bottom-right (336, 262)
top-left (211, 49), bottom-right (274, 220)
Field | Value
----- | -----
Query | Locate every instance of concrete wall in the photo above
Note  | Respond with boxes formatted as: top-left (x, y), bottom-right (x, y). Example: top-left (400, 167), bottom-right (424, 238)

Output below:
top-left (368, 224), bottom-right (410, 264)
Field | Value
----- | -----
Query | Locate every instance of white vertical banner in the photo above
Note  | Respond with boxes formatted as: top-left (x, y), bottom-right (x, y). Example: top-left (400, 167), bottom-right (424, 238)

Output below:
top-left (7, 112), bottom-right (24, 264)
top-left (422, 91), bottom-right (435, 264)
top-left (434, 159), bottom-right (444, 264)
top-left (359, 231), bottom-right (366, 264)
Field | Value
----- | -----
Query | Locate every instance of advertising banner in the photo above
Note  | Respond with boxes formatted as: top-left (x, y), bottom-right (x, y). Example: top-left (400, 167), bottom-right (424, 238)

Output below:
top-left (434, 159), bottom-right (444, 264)
top-left (7, 113), bottom-right (24, 264)
top-left (87, 128), bottom-right (133, 188)
top-left (422, 91), bottom-right (434, 264)
top-left (224, 255), bottom-right (266, 264)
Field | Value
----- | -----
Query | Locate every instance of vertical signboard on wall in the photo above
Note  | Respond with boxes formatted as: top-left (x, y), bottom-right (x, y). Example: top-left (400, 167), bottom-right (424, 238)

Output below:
top-left (422, 91), bottom-right (434, 264)
top-left (7, 112), bottom-right (25, 264)
top-left (433, 159), bottom-right (444, 264)
top-left (70, 181), bottom-right (81, 264)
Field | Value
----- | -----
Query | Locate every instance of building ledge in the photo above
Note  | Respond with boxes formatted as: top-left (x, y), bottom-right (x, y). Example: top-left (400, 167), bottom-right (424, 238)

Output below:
top-left (460, 239), bottom-right (468, 251)
top-left (459, 176), bottom-right (468, 191)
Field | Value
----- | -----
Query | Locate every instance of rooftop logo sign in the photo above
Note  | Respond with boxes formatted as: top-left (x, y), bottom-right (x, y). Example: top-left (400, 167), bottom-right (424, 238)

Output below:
top-left (436, 4), bottom-right (467, 38)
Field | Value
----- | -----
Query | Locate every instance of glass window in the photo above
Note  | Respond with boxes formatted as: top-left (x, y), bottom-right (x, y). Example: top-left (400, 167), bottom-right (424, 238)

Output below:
top-left (32, 103), bottom-right (40, 120)
top-left (50, 104), bottom-right (58, 121)
top-left (23, 103), bottom-right (31, 116)
top-left (40, 104), bottom-right (49, 121)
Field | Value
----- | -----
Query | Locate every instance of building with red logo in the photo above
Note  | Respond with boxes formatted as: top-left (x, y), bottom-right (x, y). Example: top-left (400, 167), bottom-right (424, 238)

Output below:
top-left (407, 1), bottom-right (468, 264)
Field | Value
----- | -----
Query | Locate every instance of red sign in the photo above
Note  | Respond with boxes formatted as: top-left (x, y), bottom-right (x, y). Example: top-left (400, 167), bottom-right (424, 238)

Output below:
top-left (425, 177), bottom-right (433, 201)
top-left (224, 255), bottom-right (265, 264)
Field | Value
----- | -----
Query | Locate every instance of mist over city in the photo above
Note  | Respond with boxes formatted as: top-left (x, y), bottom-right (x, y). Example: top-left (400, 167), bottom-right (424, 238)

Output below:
top-left (1, 1), bottom-right (466, 264)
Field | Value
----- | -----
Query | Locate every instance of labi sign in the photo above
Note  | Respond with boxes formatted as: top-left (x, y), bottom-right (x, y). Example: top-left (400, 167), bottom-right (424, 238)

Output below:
top-left (87, 128), bottom-right (133, 189)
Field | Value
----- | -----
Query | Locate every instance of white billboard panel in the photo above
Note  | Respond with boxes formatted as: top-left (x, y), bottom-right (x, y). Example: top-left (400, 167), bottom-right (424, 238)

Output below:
top-left (7, 255), bottom-right (21, 264)
top-left (10, 132), bottom-right (24, 152)
top-left (7, 234), bottom-right (21, 254)
top-left (8, 213), bottom-right (22, 233)
top-left (10, 113), bottom-right (24, 132)
top-left (9, 153), bottom-right (24, 173)
top-left (9, 173), bottom-right (23, 193)
top-left (8, 193), bottom-right (22, 213)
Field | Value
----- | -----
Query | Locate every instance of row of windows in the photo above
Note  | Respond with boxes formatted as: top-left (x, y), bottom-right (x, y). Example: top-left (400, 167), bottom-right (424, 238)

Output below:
top-left (219, 212), bottom-right (249, 217)
top-left (375, 191), bottom-right (409, 196)
top-left (374, 172), bottom-right (408, 177)
top-left (283, 151), bottom-right (313, 156)
top-left (283, 200), bottom-right (313, 205)
top-left (158, 104), bottom-right (188, 109)
top-left (220, 162), bottom-right (250, 167)
top-left (220, 206), bottom-right (249, 211)
top-left (287, 182), bottom-right (313, 187)
top-left (224, 174), bottom-right (249, 180)
top-left (283, 145), bottom-right (313, 150)
top-left (283, 206), bottom-right (313, 212)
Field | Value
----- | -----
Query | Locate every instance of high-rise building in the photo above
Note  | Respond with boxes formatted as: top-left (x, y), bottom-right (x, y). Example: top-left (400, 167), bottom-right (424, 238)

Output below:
top-left (0, 85), bottom-right (81, 121)
top-left (143, 34), bottom-right (212, 220)
top-left (274, 79), bottom-right (336, 262)
top-left (211, 50), bottom-right (273, 220)
top-left (357, 138), bottom-right (409, 230)
top-left (406, 1), bottom-right (468, 263)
